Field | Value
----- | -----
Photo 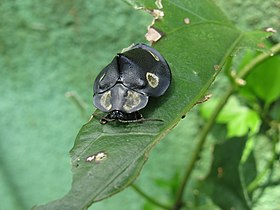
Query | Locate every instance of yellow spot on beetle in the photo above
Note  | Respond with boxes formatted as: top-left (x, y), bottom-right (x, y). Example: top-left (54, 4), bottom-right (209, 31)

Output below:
top-left (123, 91), bottom-right (141, 112)
top-left (147, 50), bottom-right (160, 61)
top-left (146, 72), bottom-right (159, 88)
top-left (100, 91), bottom-right (112, 110)
top-left (99, 73), bottom-right (106, 82)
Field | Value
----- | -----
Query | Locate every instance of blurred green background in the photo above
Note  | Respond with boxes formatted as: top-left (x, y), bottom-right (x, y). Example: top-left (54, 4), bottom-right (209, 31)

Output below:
top-left (0, 0), bottom-right (279, 210)
top-left (0, 1), bottom-right (150, 209)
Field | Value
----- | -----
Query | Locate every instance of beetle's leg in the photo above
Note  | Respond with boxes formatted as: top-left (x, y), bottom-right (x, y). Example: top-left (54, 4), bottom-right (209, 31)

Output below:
top-left (100, 114), bottom-right (116, 125)
top-left (99, 118), bottom-right (108, 124)
top-left (89, 112), bottom-right (104, 123)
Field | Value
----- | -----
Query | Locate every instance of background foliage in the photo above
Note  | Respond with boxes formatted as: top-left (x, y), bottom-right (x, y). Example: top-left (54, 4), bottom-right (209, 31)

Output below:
top-left (0, 0), bottom-right (279, 210)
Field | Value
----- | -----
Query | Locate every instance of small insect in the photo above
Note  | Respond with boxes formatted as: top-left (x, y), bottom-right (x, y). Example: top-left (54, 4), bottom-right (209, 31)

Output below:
top-left (93, 43), bottom-right (171, 124)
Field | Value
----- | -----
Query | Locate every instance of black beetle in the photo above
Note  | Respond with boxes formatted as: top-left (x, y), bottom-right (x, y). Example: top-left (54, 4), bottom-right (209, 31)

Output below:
top-left (93, 43), bottom-right (171, 124)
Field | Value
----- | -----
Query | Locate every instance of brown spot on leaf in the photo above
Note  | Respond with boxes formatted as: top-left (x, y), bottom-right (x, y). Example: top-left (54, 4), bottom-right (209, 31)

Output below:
top-left (257, 43), bottom-right (265, 48)
top-left (195, 94), bottom-right (212, 105)
top-left (214, 65), bottom-right (220, 71)
top-left (217, 167), bottom-right (223, 178)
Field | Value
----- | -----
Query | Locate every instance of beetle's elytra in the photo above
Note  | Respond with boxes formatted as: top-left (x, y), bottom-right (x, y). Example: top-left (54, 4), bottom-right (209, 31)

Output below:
top-left (93, 43), bottom-right (171, 124)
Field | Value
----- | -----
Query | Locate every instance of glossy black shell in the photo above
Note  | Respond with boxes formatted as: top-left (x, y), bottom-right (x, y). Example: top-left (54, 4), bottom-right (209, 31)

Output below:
top-left (93, 43), bottom-right (171, 113)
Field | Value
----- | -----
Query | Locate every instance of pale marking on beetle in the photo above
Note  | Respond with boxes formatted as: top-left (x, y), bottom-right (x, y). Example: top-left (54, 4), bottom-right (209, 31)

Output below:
top-left (123, 91), bottom-right (141, 112)
top-left (146, 72), bottom-right (159, 88)
top-left (121, 44), bottom-right (135, 53)
top-left (147, 49), bottom-right (159, 61)
top-left (100, 91), bottom-right (112, 110)
top-left (99, 73), bottom-right (106, 82)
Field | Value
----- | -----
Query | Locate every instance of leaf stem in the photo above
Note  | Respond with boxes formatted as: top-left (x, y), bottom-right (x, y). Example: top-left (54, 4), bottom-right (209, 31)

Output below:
top-left (237, 42), bottom-right (280, 79)
top-left (131, 184), bottom-right (171, 210)
top-left (172, 42), bottom-right (280, 210)
top-left (172, 86), bottom-right (233, 210)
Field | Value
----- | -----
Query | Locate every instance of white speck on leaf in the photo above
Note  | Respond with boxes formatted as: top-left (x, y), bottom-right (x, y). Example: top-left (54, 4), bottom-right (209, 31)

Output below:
top-left (86, 151), bottom-right (107, 163)
top-left (95, 152), bottom-right (107, 162)
top-left (184, 18), bottom-right (190, 24)
top-left (265, 27), bottom-right (277, 33)
top-left (86, 155), bottom-right (95, 162)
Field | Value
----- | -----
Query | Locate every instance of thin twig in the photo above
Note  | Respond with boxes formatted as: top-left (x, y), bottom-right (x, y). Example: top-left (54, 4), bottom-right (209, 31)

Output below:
top-left (131, 184), bottom-right (171, 210)
top-left (237, 43), bottom-right (280, 79)
top-left (173, 87), bottom-right (233, 210)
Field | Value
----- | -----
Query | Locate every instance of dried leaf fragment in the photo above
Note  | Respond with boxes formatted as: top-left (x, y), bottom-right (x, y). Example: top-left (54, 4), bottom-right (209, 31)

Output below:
top-left (145, 27), bottom-right (162, 43)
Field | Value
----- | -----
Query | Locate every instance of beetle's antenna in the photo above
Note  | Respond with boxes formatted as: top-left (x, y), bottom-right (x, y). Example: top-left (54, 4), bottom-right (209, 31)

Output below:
top-left (141, 118), bottom-right (164, 122)
top-left (100, 117), bottom-right (116, 125)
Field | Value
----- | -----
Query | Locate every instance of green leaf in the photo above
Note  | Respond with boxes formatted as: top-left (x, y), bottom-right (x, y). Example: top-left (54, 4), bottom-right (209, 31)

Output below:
top-left (240, 152), bottom-right (257, 199)
top-left (240, 54), bottom-right (280, 105)
top-left (34, 0), bottom-right (270, 209)
top-left (200, 96), bottom-right (261, 138)
top-left (198, 137), bottom-right (250, 210)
